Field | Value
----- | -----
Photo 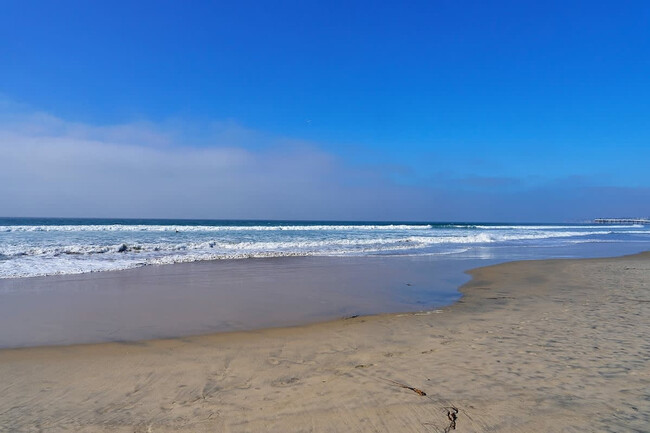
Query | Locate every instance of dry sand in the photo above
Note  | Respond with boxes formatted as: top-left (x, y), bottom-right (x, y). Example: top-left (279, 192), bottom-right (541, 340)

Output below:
top-left (0, 253), bottom-right (648, 432)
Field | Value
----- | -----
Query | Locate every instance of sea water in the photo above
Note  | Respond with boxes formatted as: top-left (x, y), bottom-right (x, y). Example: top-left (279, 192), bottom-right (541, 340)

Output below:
top-left (2, 217), bottom-right (650, 279)
top-left (2, 217), bottom-right (650, 347)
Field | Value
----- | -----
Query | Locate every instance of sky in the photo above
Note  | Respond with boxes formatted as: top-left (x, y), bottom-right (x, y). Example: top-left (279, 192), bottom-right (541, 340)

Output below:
top-left (1, 0), bottom-right (649, 221)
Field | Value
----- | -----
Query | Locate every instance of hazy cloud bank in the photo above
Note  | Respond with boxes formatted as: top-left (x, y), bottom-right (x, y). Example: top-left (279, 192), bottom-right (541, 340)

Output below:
top-left (0, 111), bottom-right (429, 220)
top-left (0, 109), bottom-right (648, 222)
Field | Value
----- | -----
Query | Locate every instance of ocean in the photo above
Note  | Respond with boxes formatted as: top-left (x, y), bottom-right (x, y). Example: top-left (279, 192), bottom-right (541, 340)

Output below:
top-left (2, 217), bottom-right (650, 279)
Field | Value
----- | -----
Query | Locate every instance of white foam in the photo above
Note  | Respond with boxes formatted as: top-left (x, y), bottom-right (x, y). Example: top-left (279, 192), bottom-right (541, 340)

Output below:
top-left (1, 222), bottom-right (648, 279)
top-left (0, 229), bottom-right (615, 259)
top-left (0, 224), bottom-right (433, 233)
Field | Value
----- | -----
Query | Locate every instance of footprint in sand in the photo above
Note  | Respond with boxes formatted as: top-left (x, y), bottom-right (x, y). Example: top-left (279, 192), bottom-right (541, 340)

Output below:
top-left (271, 376), bottom-right (300, 387)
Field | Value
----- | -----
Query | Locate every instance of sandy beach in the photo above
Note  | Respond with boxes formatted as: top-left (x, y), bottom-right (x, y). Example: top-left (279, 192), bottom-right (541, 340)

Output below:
top-left (0, 255), bottom-right (472, 349)
top-left (0, 252), bottom-right (648, 432)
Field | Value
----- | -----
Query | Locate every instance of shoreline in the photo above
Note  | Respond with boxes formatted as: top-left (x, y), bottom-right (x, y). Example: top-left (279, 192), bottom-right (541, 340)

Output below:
top-left (1, 252), bottom-right (648, 431)
top-left (0, 254), bottom-right (476, 349)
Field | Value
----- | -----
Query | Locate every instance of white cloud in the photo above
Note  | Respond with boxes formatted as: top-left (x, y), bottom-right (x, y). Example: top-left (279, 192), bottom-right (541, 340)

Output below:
top-left (1, 107), bottom-right (648, 221)
top-left (0, 111), bottom-right (436, 219)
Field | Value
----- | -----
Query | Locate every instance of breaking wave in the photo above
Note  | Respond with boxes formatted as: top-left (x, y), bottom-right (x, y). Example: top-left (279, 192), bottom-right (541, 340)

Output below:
top-left (0, 224), bottom-right (433, 233)
top-left (1, 219), bottom-right (648, 279)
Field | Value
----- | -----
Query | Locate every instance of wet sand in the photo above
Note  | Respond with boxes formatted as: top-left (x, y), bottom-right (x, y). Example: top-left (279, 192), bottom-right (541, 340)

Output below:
top-left (0, 252), bottom-right (648, 432)
top-left (0, 255), bottom-right (475, 348)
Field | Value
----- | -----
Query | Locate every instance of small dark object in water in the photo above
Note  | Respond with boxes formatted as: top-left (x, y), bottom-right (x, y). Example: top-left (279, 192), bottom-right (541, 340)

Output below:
top-left (117, 244), bottom-right (128, 253)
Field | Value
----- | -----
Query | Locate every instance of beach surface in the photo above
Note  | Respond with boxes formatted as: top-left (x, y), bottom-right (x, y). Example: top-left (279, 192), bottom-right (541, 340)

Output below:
top-left (0, 252), bottom-right (648, 432)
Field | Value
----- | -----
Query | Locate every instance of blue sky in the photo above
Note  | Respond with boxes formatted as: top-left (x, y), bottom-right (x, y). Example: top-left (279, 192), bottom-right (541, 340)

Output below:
top-left (1, 1), bottom-right (649, 221)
